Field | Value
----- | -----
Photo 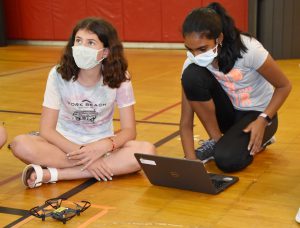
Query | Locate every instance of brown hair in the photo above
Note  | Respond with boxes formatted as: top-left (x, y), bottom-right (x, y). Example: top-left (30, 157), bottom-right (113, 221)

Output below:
top-left (57, 17), bottom-right (128, 88)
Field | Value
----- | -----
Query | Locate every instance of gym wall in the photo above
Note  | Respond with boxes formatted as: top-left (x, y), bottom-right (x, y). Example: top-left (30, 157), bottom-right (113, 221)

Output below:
top-left (257, 0), bottom-right (300, 59)
top-left (3, 0), bottom-right (248, 42)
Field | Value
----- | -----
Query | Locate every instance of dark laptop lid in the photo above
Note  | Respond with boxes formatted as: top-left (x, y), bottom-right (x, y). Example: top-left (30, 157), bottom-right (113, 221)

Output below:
top-left (134, 153), bottom-right (239, 194)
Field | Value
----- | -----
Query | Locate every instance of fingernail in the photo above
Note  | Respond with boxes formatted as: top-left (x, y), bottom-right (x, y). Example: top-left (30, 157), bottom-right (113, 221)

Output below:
top-left (109, 177), bottom-right (112, 181)
top-left (111, 173), bottom-right (114, 176)
top-left (97, 178), bottom-right (101, 181)
top-left (104, 178), bottom-right (107, 181)
top-left (66, 154), bottom-right (69, 157)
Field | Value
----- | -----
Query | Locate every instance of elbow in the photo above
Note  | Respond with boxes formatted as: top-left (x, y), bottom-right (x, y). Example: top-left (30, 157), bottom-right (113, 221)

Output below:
top-left (39, 131), bottom-right (46, 139)
top-left (284, 78), bottom-right (292, 94)
top-left (282, 80), bottom-right (292, 99)
top-left (39, 127), bottom-right (46, 138)
top-left (276, 80), bottom-right (292, 99)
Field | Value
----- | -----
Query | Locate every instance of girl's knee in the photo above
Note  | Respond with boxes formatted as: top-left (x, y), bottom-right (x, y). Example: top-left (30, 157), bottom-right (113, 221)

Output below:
top-left (10, 135), bottom-right (31, 157)
top-left (124, 140), bottom-right (156, 155)
top-left (214, 153), bottom-right (253, 172)
top-left (139, 141), bottom-right (156, 155)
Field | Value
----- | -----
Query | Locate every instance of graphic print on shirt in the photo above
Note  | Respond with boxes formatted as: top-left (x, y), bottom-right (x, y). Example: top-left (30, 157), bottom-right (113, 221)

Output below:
top-left (67, 99), bottom-right (106, 124)
top-left (213, 69), bottom-right (253, 108)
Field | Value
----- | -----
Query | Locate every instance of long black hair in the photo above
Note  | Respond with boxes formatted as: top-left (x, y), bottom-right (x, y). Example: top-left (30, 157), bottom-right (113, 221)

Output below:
top-left (182, 2), bottom-right (249, 74)
top-left (57, 17), bottom-right (128, 88)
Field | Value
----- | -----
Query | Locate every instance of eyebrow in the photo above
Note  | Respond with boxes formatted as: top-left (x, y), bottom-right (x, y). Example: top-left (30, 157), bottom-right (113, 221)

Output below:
top-left (184, 44), bottom-right (208, 51)
top-left (75, 36), bottom-right (97, 42)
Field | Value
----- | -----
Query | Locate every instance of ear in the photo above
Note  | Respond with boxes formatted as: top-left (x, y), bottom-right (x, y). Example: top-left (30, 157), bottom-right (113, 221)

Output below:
top-left (103, 48), bottom-right (110, 58)
top-left (217, 33), bottom-right (224, 45)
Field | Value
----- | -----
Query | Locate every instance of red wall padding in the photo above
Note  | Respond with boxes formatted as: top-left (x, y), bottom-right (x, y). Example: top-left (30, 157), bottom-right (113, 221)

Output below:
top-left (3, 0), bottom-right (248, 42)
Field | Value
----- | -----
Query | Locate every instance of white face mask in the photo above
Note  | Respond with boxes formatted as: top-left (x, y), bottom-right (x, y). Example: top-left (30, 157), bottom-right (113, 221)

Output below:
top-left (72, 46), bottom-right (106, 70)
top-left (187, 44), bottom-right (218, 67)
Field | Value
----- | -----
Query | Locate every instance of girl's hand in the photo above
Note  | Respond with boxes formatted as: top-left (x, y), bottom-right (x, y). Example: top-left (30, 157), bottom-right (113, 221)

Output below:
top-left (243, 118), bottom-right (268, 155)
top-left (87, 158), bottom-right (113, 182)
top-left (67, 139), bottom-right (112, 169)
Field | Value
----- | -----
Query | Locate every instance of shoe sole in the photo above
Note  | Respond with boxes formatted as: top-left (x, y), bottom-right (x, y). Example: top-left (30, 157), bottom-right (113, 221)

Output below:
top-left (262, 136), bottom-right (276, 148)
top-left (200, 156), bottom-right (214, 164)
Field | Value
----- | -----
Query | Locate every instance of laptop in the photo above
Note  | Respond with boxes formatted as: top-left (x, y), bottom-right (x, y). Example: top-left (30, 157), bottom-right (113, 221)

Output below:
top-left (134, 153), bottom-right (239, 194)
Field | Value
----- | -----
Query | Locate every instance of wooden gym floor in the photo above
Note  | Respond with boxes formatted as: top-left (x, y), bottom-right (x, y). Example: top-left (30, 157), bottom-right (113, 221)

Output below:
top-left (0, 45), bottom-right (299, 227)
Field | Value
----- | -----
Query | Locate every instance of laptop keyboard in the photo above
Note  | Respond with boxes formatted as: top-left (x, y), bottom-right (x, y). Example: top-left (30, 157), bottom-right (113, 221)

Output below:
top-left (208, 173), bottom-right (230, 190)
top-left (211, 179), bottom-right (227, 190)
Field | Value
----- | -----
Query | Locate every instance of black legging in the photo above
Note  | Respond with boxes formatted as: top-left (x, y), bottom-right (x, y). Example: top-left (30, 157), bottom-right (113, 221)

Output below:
top-left (181, 64), bottom-right (278, 172)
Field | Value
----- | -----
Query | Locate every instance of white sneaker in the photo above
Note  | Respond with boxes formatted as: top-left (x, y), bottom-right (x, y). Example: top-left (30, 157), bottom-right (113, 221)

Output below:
top-left (296, 208), bottom-right (300, 223)
top-left (262, 136), bottom-right (276, 148)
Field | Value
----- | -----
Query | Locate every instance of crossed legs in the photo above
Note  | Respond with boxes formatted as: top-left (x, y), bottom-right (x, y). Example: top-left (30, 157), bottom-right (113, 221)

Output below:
top-left (11, 135), bottom-right (156, 185)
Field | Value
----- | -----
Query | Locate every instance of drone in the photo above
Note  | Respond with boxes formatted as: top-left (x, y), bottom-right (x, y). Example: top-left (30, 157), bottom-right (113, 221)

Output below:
top-left (29, 198), bottom-right (91, 224)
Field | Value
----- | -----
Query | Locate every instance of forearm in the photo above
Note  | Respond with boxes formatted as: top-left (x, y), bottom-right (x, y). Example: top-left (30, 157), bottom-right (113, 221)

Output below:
top-left (180, 90), bottom-right (196, 159)
top-left (84, 127), bottom-right (136, 157)
top-left (263, 84), bottom-right (292, 118)
top-left (180, 124), bottom-right (196, 159)
top-left (40, 128), bottom-right (79, 153)
top-left (111, 127), bottom-right (136, 150)
top-left (111, 105), bottom-right (136, 151)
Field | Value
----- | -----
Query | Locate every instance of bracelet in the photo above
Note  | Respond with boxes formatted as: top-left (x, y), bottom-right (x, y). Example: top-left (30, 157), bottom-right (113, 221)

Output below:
top-left (108, 137), bottom-right (116, 151)
top-left (258, 113), bottom-right (272, 126)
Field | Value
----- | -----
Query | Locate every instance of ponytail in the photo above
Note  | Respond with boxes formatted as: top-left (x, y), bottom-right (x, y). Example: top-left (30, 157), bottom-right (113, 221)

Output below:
top-left (207, 2), bottom-right (249, 73)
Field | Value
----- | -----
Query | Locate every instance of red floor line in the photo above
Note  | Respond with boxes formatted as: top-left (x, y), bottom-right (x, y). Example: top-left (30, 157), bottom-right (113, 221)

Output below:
top-left (115, 101), bottom-right (181, 133)
top-left (141, 101), bottom-right (181, 121)
top-left (0, 173), bottom-right (21, 186)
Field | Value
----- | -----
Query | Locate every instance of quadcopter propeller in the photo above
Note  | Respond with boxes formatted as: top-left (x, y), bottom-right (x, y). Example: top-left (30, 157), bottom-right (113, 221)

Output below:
top-left (29, 198), bottom-right (91, 224)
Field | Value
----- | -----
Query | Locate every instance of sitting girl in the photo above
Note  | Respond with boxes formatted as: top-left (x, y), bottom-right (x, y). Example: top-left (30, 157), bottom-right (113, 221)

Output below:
top-left (11, 17), bottom-right (156, 188)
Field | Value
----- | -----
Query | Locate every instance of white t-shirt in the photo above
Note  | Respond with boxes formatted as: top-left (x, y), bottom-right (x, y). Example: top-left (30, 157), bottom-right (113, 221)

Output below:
top-left (43, 66), bottom-right (135, 144)
top-left (182, 35), bottom-right (273, 112)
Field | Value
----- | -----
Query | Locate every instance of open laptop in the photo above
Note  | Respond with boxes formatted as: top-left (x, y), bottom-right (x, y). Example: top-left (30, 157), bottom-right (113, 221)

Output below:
top-left (134, 153), bottom-right (239, 194)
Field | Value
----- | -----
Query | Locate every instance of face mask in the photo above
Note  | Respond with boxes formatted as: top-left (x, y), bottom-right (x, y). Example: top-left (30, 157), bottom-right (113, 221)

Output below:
top-left (187, 44), bottom-right (218, 67)
top-left (72, 46), bottom-right (105, 70)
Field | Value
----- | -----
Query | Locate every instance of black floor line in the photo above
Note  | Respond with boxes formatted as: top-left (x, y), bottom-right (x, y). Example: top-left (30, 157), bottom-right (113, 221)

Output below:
top-left (0, 109), bottom-right (180, 126)
top-left (2, 131), bottom-right (180, 227)
top-left (0, 58), bottom-right (55, 64)
top-left (154, 130), bottom-right (180, 147)
top-left (3, 178), bottom-right (97, 228)
top-left (0, 110), bottom-right (41, 115)
top-left (0, 65), bottom-right (53, 77)
top-left (0, 207), bottom-right (29, 216)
